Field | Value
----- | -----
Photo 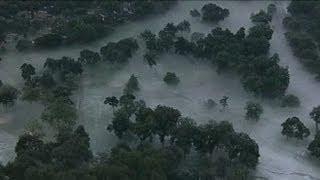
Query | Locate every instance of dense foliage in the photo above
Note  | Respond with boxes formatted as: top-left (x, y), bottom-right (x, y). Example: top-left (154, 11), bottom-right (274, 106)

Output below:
top-left (0, 1), bottom-right (176, 50)
top-left (141, 20), bottom-right (289, 98)
top-left (201, 3), bottom-right (229, 22)
top-left (163, 72), bottom-right (180, 85)
top-left (245, 101), bottom-right (263, 121)
top-left (281, 117), bottom-right (310, 140)
top-left (284, 0), bottom-right (320, 79)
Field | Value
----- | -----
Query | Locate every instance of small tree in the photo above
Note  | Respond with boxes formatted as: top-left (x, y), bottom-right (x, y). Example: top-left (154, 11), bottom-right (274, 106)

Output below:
top-left (281, 117), bottom-right (310, 140)
top-left (0, 84), bottom-right (19, 107)
top-left (201, 3), bottom-right (229, 22)
top-left (20, 63), bottom-right (36, 80)
top-left (281, 94), bottom-right (300, 107)
top-left (219, 96), bottom-right (229, 110)
top-left (163, 72), bottom-right (180, 85)
top-left (104, 96), bottom-right (119, 112)
top-left (310, 105), bottom-right (320, 132)
top-left (245, 101), bottom-right (263, 121)
top-left (308, 132), bottom-right (320, 158)
top-left (123, 74), bottom-right (139, 94)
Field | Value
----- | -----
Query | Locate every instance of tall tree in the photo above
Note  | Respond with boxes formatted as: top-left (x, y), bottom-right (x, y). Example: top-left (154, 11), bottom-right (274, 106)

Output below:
top-left (310, 105), bottom-right (320, 132)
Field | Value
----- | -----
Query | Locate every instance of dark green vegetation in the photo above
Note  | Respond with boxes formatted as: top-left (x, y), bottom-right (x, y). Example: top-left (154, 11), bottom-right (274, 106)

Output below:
top-left (281, 94), bottom-right (300, 108)
top-left (309, 132), bottom-right (320, 158)
top-left (140, 20), bottom-right (290, 98)
top-left (0, 1), bottom-right (175, 51)
top-left (310, 106), bottom-right (320, 132)
top-left (78, 49), bottom-right (101, 65)
top-left (163, 72), bottom-right (180, 85)
top-left (100, 38), bottom-right (139, 63)
top-left (245, 101), bottom-right (263, 121)
top-left (284, 0), bottom-right (320, 79)
top-left (103, 93), bottom-right (260, 179)
top-left (201, 3), bottom-right (229, 22)
top-left (124, 74), bottom-right (140, 94)
top-left (281, 117), bottom-right (310, 140)
top-left (0, 84), bottom-right (19, 107)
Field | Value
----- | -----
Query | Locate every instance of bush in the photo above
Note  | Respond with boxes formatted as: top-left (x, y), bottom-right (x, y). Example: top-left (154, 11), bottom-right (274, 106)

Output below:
top-left (163, 72), bottom-right (180, 85)
top-left (281, 94), bottom-right (300, 107)
top-left (201, 3), bottom-right (229, 22)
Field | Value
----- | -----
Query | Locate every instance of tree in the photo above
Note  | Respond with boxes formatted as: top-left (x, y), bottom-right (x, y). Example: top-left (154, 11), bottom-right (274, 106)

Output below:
top-left (100, 38), bottom-right (139, 63)
top-left (34, 33), bottom-right (63, 48)
top-left (132, 106), bottom-right (155, 142)
top-left (108, 107), bottom-right (131, 138)
top-left (245, 101), bottom-right (263, 121)
top-left (41, 98), bottom-right (77, 131)
top-left (281, 94), bottom-right (300, 107)
top-left (308, 132), bottom-right (320, 158)
top-left (201, 3), bottom-right (229, 22)
top-left (227, 132), bottom-right (260, 168)
top-left (250, 10), bottom-right (272, 24)
top-left (281, 117), bottom-right (310, 140)
top-left (123, 74), bottom-right (139, 94)
top-left (163, 72), bottom-right (180, 85)
top-left (78, 49), bottom-right (101, 65)
top-left (219, 96), bottom-right (229, 110)
top-left (39, 72), bottom-right (56, 88)
top-left (174, 37), bottom-right (193, 55)
top-left (0, 84), bottom-right (19, 106)
top-left (267, 4), bottom-right (277, 15)
top-left (104, 96), bottom-right (119, 112)
top-left (170, 118), bottom-right (196, 155)
top-left (190, 9), bottom-right (200, 17)
top-left (20, 63), bottom-right (36, 80)
top-left (144, 51), bottom-right (157, 67)
top-left (153, 105), bottom-right (181, 145)
top-left (310, 105), bottom-right (320, 132)
top-left (205, 99), bottom-right (217, 109)
top-left (51, 125), bottom-right (92, 168)
top-left (176, 20), bottom-right (190, 33)
top-left (248, 24), bottom-right (273, 40)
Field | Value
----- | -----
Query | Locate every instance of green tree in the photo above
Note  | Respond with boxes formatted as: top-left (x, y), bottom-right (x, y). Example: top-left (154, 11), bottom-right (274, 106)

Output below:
top-left (20, 63), bottom-right (36, 81)
top-left (104, 96), bottom-right (119, 112)
top-left (153, 105), bottom-right (181, 145)
top-left (108, 107), bottom-right (131, 138)
top-left (219, 96), bottom-right (229, 110)
top-left (201, 3), bottom-right (229, 22)
top-left (281, 94), bottom-right (300, 107)
top-left (163, 72), bottom-right (180, 85)
top-left (41, 98), bottom-right (77, 131)
top-left (281, 117), bottom-right (310, 140)
top-left (308, 132), bottom-right (320, 158)
top-left (245, 101), bottom-right (263, 121)
top-left (0, 84), bottom-right (19, 107)
top-left (123, 74), bottom-right (139, 94)
top-left (310, 105), bottom-right (320, 132)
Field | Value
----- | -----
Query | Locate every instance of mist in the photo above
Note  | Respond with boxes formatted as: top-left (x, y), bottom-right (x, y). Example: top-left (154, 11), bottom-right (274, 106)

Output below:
top-left (1, 1), bottom-right (320, 179)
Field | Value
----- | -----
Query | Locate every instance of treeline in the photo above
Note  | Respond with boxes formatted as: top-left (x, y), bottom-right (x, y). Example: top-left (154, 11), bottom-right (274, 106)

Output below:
top-left (140, 19), bottom-right (289, 98)
top-left (284, 0), bottom-right (320, 79)
top-left (0, 1), bottom-right (176, 51)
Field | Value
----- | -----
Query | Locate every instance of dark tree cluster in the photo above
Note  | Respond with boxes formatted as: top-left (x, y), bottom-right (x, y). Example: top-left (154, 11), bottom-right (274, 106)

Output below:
top-left (250, 10), bottom-right (272, 24)
top-left (281, 94), bottom-right (300, 108)
top-left (0, 1), bottom-right (176, 50)
top-left (0, 84), bottom-right (19, 107)
top-left (245, 101), bottom-right (263, 121)
top-left (284, 0), bottom-right (320, 79)
top-left (201, 3), bottom-right (230, 22)
top-left (141, 20), bottom-right (289, 98)
top-left (163, 72), bottom-right (180, 85)
top-left (100, 38), bottom-right (139, 63)
top-left (103, 93), bottom-right (260, 179)
top-left (3, 125), bottom-right (93, 180)
top-left (123, 74), bottom-right (140, 95)
top-left (78, 49), bottom-right (101, 65)
top-left (281, 117), bottom-right (310, 140)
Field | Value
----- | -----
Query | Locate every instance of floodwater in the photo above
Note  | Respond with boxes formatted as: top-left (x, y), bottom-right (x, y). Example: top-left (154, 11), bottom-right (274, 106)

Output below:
top-left (1, 1), bottom-right (320, 179)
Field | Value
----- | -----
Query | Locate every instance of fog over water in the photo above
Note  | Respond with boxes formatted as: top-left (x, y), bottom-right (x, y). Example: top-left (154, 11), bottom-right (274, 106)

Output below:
top-left (1, 1), bottom-right (320, 179)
